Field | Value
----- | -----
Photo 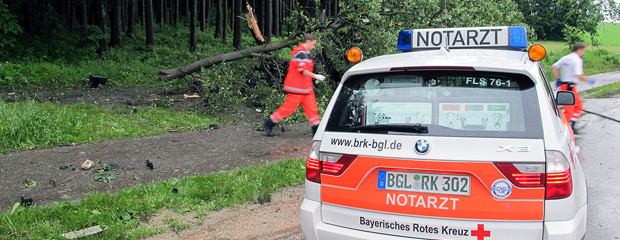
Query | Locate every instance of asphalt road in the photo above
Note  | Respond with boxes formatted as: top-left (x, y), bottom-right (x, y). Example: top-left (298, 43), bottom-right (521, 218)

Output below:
top-left (579, 98), bottom-right (620, 240)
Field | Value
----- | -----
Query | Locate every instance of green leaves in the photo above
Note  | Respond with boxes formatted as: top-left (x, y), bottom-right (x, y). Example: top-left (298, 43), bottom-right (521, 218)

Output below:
top-left (0, 2), bottom-right (22, 35)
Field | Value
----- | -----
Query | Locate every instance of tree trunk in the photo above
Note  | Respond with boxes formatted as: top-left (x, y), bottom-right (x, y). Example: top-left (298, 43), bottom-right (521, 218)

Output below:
top-left (214, 0), bottom-right (222, 38)
top-left (25, 1), bottom-right (35, 36)
top-left (184, 0), bottom-right (188, 17)
top-left (205, 0), bottom-right (211, 23)
top-left (264, 0), bottom-right (272, 43)
top-left (159, 0), bottom-right (164, 27)
top-left (139, 0), bottom-right (144, 27)
top-left (174, 0), bottom-right (179, 26)
top-left (127, 0), bottom-right (136, 36)
top-left (110, 0), bottom-right (123, 47)
top-left (332, 0), bottom-right (337, 17)
top-left (67, 0), bottom-right (73, 31)
top-left (222, 0), bottom-right (227, 40)
top-left (259, 0), bottom-right (265, 34)
top-left (233, 0), bottom-right (241, 49)
top-left (80, 3), bottom-right (88, 32)
top-left (273, 0), bottom-right (279, 38)
top-left (158, 37), bottom-right (301, 82)
top-left (200, 0), bottom-right (205, 31)
top-left (96, 0), bottom-right (107, 57)
top-left (145, 0), bottom-right (155, 45)
top-left (190, 0), bottom-right (197, 52)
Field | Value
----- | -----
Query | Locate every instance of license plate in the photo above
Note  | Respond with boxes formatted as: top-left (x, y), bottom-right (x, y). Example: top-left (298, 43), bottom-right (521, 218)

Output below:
top-left (377, 170), bottom-right (471, 196)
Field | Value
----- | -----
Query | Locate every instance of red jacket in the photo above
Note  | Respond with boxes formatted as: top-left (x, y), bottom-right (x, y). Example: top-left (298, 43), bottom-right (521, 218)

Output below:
top-left (283, 44), bottom-right (314, 94)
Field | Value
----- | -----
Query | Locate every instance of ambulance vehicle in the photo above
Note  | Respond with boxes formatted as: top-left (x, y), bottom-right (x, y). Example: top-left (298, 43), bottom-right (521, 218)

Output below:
top-left (300, 26), bottom-right (587, 240)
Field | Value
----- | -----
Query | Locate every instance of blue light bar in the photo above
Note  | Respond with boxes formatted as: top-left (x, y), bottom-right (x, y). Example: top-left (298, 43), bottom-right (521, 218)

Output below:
top-left (397, 30), bottom-right (412, 51)
top-left (509, 26), bottom-right (527, 48)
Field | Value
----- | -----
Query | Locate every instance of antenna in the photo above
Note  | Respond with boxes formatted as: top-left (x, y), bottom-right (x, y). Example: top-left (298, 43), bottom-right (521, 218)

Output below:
top-left (444, 0), bottom-right (448, 28)
top-left (444, 0), bottom-right (449, 51)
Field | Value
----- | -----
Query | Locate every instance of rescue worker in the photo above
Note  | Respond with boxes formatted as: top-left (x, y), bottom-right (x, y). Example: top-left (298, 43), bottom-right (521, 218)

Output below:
top-left (261, 34), bottom-right (326, 136)
top-left (552, 42), bottom-right (596, 134)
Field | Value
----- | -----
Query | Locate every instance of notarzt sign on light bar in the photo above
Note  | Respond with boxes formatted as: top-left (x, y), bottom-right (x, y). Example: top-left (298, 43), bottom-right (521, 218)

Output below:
top-left (409, 27), bottom-right (513, 49)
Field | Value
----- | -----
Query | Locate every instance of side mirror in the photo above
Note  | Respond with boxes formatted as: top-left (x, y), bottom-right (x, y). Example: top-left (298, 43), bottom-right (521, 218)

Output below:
top-left (556, 91), bottom-right (575, 105)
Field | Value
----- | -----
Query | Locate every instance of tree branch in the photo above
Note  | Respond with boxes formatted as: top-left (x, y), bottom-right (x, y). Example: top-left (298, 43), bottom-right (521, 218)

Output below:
top-left (157, 38), bottom-right (300, 82)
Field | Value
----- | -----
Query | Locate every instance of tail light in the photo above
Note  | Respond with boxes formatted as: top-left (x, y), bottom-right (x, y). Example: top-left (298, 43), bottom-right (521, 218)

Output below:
top-left (495, 163), bottom-right (545, 187)
top-left (306, 141), bottom-right (357, 183)
top-left (545, 151), bottom-right (573, 199)
top-left (494, 150), bottom-right (573, 200)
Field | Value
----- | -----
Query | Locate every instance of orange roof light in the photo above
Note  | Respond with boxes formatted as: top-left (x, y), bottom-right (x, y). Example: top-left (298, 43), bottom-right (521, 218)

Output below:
top-left (528, 44), bottom-right (546, 61)
top-left (346, 47), bottom-right (363, 63)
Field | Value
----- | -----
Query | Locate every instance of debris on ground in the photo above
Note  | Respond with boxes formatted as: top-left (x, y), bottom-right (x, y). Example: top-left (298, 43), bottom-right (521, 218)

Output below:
top-left (22, 179), bottom-right (37, 188)
top-left (20, 195), bottom-right (33, 206)
top-left (81, 75), bottom-right (108, 88)
top-left (146, 159), bottom-right (154, 170)
top-left (209, 124), bottom-right (219, 130)
top-left (110, 163), bottom-right (120, 170)
top-left (59, 164), bottom-right (72, 170)
top-left (183, 94), bottom-right (200, 98)
top-left (93, 164), bottom-right (117, 183)
top-left (119, 210), bottom-right (134, 220)
top-left (61, 225), bottom-right (108, 239)
top-left (81, 160), bottom-right (94, 170)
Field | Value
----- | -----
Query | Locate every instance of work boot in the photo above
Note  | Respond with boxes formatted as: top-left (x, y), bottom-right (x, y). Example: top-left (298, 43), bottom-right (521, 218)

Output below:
top-left (570, 121), bottom-right (579, 134)
top-left (262, 118), bottom-right (276, 137)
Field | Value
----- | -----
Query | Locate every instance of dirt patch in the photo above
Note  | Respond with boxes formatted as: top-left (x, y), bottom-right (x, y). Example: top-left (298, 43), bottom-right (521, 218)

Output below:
top-left (0, 86), bottom-right (313, 210)
top-left (144, 185), bottom-right (305, 240)
top-left (2, 86), bottom-right (209, 110)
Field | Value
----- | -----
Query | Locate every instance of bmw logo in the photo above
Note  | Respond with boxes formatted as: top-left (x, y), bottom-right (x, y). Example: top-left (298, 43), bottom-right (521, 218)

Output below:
top-left (414, 139), bottom-right (430, 154)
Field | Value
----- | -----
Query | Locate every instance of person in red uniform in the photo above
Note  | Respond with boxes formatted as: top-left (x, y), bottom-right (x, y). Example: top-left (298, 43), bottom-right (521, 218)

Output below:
top-left (552, 42), bottom-right (596, 134)
top-left (261, 34), bottom-right (326, 136)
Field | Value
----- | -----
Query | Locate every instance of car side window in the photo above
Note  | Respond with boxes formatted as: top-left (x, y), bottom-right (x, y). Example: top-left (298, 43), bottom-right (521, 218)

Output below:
top-left (538, 66), bottom-right (561, 117)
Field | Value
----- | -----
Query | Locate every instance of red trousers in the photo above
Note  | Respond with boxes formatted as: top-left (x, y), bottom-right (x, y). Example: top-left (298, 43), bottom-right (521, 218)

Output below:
top-left (559, 84), bottom-right (584, 122)
top-left (270, 92), bottom-right (321, 125)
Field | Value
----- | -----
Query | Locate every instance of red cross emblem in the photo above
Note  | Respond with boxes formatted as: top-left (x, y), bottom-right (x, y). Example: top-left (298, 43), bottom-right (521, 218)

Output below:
top-left (471, 224), bottom-right (491, 240)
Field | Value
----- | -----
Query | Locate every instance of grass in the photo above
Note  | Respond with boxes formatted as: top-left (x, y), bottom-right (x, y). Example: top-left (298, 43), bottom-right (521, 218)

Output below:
top-left (597, 22), bottom-right (620, 46)
top-left (0, 100), bottom-right (220, 153)
top-left (0, 158), bottom-right (306, 240)
top-left (582, 82), bottom-right (620, 99)
top-left (534, 22), bottom-right (620, 80)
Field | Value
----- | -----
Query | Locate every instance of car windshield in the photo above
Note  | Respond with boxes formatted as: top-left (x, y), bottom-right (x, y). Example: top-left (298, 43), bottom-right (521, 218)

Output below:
top-left (325, 71), bottom-right (543, 138)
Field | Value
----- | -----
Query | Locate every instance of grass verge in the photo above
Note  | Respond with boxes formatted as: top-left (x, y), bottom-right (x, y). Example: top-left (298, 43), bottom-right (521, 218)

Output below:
top-left (0, 100), bottom-right (219, 153)
top-left (582, 82), bottom-right (620, 99)
top-left (0, 158), bottom-right (306, 240)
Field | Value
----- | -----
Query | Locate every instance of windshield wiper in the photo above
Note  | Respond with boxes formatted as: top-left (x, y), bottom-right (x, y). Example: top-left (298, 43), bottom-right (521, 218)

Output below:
top-left (350, 124), bottom-right (429, 133)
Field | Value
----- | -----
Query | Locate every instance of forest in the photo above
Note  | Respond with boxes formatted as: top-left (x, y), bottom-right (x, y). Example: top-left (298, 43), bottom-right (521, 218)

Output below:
top-left (0, 0), bottom-right (613, 117)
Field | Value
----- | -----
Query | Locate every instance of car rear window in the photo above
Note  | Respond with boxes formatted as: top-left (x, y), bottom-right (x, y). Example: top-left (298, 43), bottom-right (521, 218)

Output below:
top-left (325, 71), bottom-right (543, 139)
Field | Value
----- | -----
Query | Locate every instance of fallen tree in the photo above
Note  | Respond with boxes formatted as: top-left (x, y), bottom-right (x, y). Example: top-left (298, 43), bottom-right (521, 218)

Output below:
top-left (157, 37), bottom-right (300, 82)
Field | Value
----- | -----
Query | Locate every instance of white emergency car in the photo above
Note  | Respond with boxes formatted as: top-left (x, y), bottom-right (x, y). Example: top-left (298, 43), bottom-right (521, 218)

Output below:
top-left (300, 26), bottom-right (587, 240)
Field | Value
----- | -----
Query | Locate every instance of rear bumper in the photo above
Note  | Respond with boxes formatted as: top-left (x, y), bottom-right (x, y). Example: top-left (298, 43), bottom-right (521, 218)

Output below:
top-left (301, 199), bottom-right (587, 240)
top-left (543, 203), bottom-right (587, 240)
top-left (301, 198), bottom-right (420, 240)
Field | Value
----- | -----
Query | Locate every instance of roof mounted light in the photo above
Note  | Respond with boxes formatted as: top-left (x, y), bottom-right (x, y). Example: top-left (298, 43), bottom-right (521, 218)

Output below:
top-left (528, 43), bottom-right (547, 61)
top-left (397, 30), bottom-right (413, 51)
top-left (397, 26), bottom-right (528, 51)
top-left (346, 47), bottom-right (363, 63)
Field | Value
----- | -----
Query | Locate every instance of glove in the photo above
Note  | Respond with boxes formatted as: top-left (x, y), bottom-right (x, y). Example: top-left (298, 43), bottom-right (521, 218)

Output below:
top-left (314, 74), bottom-right (326, 81)
top-left (588, 78), bottom-right (596, 85)
top-left (555, 78), bottom-right (561, 88)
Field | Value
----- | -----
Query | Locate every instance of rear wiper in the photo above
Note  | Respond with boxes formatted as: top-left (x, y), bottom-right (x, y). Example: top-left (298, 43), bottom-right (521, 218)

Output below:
top-left (350, 124), bottom-right (429, 133)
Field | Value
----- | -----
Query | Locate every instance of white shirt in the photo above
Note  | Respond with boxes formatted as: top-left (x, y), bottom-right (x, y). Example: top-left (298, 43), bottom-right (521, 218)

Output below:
top-left (552, 52), bottom-right (583, 83)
